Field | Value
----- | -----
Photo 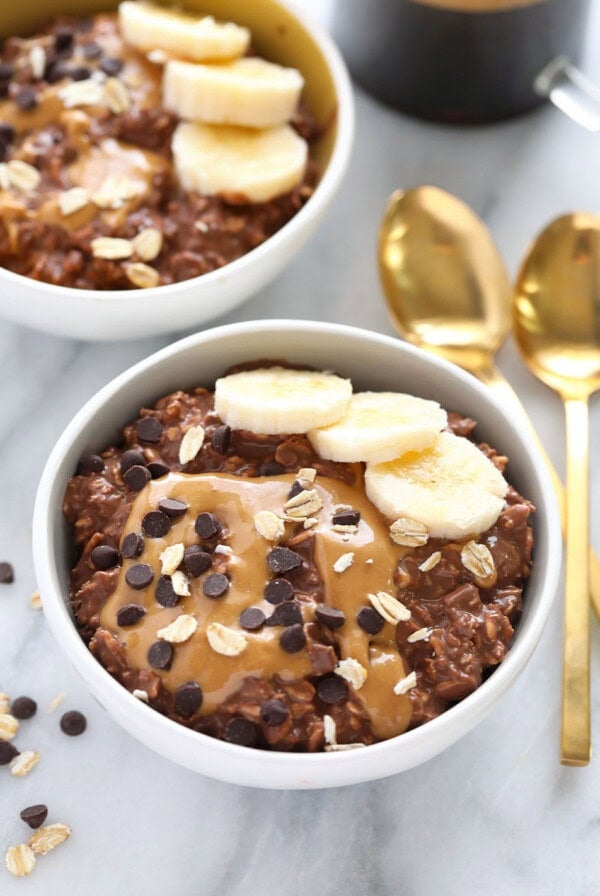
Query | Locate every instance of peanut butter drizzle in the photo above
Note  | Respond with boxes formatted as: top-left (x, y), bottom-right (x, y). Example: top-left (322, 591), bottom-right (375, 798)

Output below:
top-left (99, 472), bottom-right (413, 738)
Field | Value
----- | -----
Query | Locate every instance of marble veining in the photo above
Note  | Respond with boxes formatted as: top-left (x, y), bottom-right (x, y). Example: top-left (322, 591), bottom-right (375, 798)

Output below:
top-left (1, 1), bottom-right (600, 893)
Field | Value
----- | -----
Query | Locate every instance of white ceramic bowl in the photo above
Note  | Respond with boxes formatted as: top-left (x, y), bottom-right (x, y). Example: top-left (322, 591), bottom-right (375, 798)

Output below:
top-left (33, 321), bottom-right (561, 788)
top-left (0, 1), bottom-right (353, 341)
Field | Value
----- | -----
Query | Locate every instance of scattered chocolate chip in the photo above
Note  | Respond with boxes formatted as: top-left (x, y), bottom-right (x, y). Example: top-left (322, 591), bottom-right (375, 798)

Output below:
top-left (120, 449), bottom-right (146, 474)
top-left (258, 461), bottom-right (285, 476)
top-left (260, 699), bottom-right (289, 727)
top-left (195, 512), bottom-right (221, 539)
top-left (147, 640), bottom-right (173, 670)
top-left (123, 464), bottom-right (151, 491)
top-left (158, 497), bottom-right (188, 518)
top-left (125, 563), bottom-right (154, 590)
top-left (44, 60), bottom-right (68, 83)
top-left (315, 606), bottom-right (346, 630)
top-left (0, 84), bottom-right (7, 101)
top-left (11, 697), bottom-right (37, 720)
top-left (15, 88), bottom-right (38, 111)
top-left (155, 575), bottom-right (178, 608)
top-left (116, 603), bottom-right (146, 626)
top-left (148, 461), bottom-right (169, 479)
top-left (76, 453), bottom-right (104, 474)
top-left (280, 623), bottom-right (306, 653)
top-left (69, 65), bottom-right (91, 81)
top-left (60, 709), bottom-right (87, 736)
top-left (100, 56), bottom-right (124, 76)
top-left (202, 573), bottom-right (229, 599)
top-left (239, 607), bottom-right (265, 631)
top-left (266, 601), bottom-right (302, 627)
top-left (183, 546), bottom-right (212, 577)
top-left (174, 681), bottom-right (203, 718)
top-left (0, 143), bottom-right (6, 161)
top-left (0, 741), bottom-right (19, 764)
top-left (332, 509), bottom-right (361, 527)
top-left (357, 606), bottom-right (385, 635)
top-left (82, 41), bottom-right (102, 59)
top-left (225, 717), bottom-right (257, 747)
top-left (122, 532), bottom-right (144, 559)
top-left (0, 63), bottom-right (15, 80)
top-left (287, 480), bottom-right (305, 500)
top-left (267, 547), bottom-right (303, 575)
top-left (20, 804), bottom-right (48, 829)
top-left (136, 417), bottom-right (163, 443)
top-left (211, 424), bottom-right (231, 454)
top-left (0, 562), bottom-right (14, 584)
top-left (142, 510), bottom-right (171, 538)
top-left (90, 544), bottom-right (120, 570)
top-left (0, 122), bottom-right (15, 145)
top-left (317, 676), bottom-right (348, 705)
top-left (54, 29), bottom-right (74, 55)
top-left (264, 578), bottom-right (294, 604)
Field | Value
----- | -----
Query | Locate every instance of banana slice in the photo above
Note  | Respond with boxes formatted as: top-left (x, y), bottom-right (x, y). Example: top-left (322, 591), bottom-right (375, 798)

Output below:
top-left (365, 431), bottom-right (508, 540)
top-left (214, 367), bottom-right (352, 434)
top-left (163, 58), bottom-right (304, 129)
top-left (119, 2), bottom-right (250, 62)
top-left (172, 121), bottom-right (307, 203)
top-left (308, 392), bottom-right (447, 463)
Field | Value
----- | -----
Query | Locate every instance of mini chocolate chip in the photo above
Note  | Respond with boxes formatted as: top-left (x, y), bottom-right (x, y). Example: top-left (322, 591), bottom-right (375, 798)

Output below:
top-left (356, 606), bottom-right (385, 635)
top-left (260, 699), bottom-right (289, 727)
top-left (155, 575), bottom-right (178, 608)
top-left (279, 623), bottom-right (306, 653)
top-left (147, 640), bottom-right (173, 670)
top-left (20, 804), bottom-right (48, 829)
top-left (183, 546), bottom-right (212, 577)
top-left (148, 461), bottom-right (169, 479)
top-left (125, 563), bottom-right (154, 590)
top-left (211, 424), bottom-right (231, 454)
top-left (54, 29), bottom-right (74, 54)
top-left (136, 416), bottom-right (163, 443)
top-left (240, 607), bottom-right (265, 631)
top-left (44, 60), bottom-right (68, 83)
top-left (287, 480), bottom-right (305, 500)
top-left (0, 143), bottom-right (6, 161)
top-left (195, 512), bottom-right (221, 539)
top-left (225, 717), bottom-right (257, 747)
top-left (11, 697), bottom-right (37, 720)
top-left (158, 497), bottom-right (188, 518)
top-left (15, 88), bottom-right (38, 110)
top-left (60, 710), bottom-right (87, 736)
top-left (123, 464), bottom-right (151, 491)
top-left (264, 578), bottom-right (294, 604)
top-left (142, 510), bottom-right (171, 538)
top-left (100, 56), bottom-right (124, 76)
top-left (0, 741), bottom-right (19, 764)
top-left (69, 65), bottom-right (91, 81)
top-left (0, 84), bottom-right (7, 100)
top-left (116, 603), bottom-right (146, 626)
top-left (76, 453), bottom-right (104, 474)
top-left (120, 449), bottom-right (146, 474)
top-left (174, 681), bottom-right (203, 718)
top-left (315, 606), bottom-right (346, 630)
top-left (0, 122), bottom-right (16, 144)
top-left (122, 532), bottom-right (144, 559)
top-left (0, 562), bottom-right (14, 584)
top-left (258, 461), bottom-right (285, 476)
top-left (332, 509), bottom-right (361, 526)
top-left (82, 41), bottom-right (103, 59)
top-left (0, 63), bottom-right (15, 80)
top-left (90, 544), bottom-right (120, 570)
top-left (202, 572), bottom-right (229, 599)
top-left (266, 601), bottom-right (302, 627)
top-left (317, 676), bottom-right (348, 705)
top-left (267, 547), bottom-right (303, 575)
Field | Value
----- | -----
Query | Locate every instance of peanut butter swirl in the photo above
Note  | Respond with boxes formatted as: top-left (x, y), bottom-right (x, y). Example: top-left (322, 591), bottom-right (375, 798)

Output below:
top-left (99, 472), bottom-right (413, 739)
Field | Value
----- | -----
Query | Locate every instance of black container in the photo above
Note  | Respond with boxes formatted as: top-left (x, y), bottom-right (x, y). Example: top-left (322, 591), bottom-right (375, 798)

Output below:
top-left (331, 0), bottom-right (592, 123)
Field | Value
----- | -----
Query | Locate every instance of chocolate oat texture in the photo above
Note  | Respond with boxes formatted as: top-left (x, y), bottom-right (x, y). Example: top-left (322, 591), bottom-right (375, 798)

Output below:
top-left (0, 3), bottom-right (317, 289)
top-left (63, 365), bottom-right (534, 752)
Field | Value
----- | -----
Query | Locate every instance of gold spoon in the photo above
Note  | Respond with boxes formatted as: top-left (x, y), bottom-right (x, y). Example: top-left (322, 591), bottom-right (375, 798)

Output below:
top-left (378, 185), bottom-right (600, 619)
top-left (514, 212), bottom-right (600, 766)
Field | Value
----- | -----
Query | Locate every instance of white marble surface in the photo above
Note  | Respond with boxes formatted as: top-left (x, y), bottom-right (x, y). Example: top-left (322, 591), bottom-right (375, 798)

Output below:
top-left (2, 1), bottom-right (600, 893)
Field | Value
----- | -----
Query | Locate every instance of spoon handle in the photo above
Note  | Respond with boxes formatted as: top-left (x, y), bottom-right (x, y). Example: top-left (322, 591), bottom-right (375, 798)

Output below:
top-left (475, 363), bottom-right (600, 623)
top-left (560, 397), bottom-right (591, 766)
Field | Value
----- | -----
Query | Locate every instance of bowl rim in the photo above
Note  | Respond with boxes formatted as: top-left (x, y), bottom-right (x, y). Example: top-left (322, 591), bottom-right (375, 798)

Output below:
top-left (0, 0), bottom-right (354, 302)
top-left (33, 320), bottom-right (562, 788)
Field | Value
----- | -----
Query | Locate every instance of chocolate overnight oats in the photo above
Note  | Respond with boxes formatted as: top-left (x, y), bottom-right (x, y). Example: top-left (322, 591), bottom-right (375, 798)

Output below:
top-left (62, 365), bottom-right (534, 752)
top-left (0, 3), bottom-right (317, 290)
